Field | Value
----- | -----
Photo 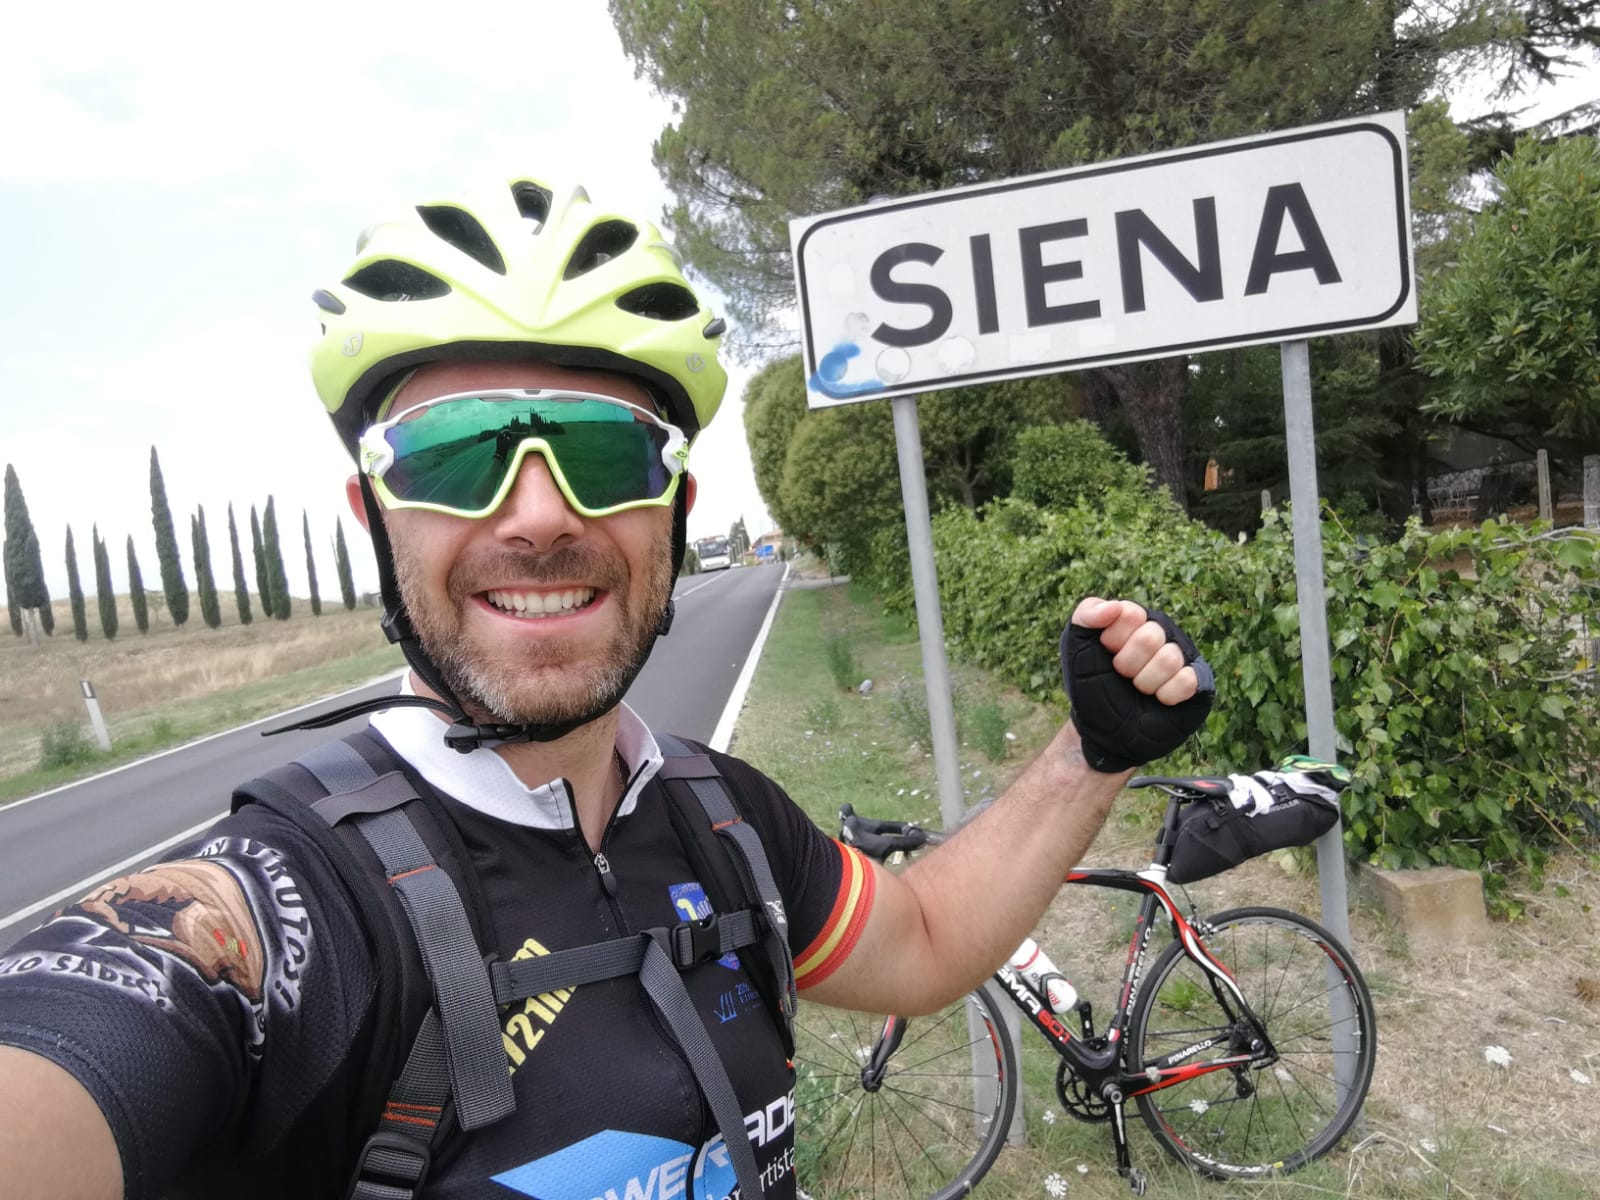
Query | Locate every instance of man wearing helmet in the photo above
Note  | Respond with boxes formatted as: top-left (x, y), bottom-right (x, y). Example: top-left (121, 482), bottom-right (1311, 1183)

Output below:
top-left (0, 179), bottom-right (1213, 1200)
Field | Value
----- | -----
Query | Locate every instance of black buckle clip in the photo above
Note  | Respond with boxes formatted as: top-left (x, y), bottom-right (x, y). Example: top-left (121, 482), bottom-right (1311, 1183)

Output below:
top-left (349, 1129), bottom-right (431, 1195)
top-left (662, 914), bottom-right (723, 967)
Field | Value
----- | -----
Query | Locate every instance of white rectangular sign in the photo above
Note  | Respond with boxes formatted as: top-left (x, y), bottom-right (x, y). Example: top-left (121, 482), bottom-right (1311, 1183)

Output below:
top-left (791, 111), bottom-right (1415, 408)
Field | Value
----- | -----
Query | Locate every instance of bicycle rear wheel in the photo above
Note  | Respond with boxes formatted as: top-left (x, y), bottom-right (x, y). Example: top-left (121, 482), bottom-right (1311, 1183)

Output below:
top-left (793, 982), bottom-right (1017, 1200)
top-left (1127, 906), bottom-right (1376, 1179)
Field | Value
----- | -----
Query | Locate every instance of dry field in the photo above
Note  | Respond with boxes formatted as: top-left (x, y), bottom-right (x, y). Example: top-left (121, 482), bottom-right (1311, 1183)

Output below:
top-left (0, 593), bottom-right (401, 781)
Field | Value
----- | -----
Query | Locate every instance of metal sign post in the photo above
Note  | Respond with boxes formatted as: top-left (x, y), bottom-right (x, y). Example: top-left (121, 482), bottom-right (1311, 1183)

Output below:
top-left (890, 396), bottom-right (967, 829)
top-left (1280, 340), bottom-right (1359, 1101)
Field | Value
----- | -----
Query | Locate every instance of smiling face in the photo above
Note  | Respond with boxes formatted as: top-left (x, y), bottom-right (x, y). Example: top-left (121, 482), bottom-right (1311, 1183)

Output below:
top-left (350, 360), bottom-right (691, 726)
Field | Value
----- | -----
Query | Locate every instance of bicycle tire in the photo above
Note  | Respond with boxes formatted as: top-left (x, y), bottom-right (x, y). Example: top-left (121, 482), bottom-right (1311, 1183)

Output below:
top-left (792, 981), bottom-right (1018, 1200)
top-left (1126, 905), bottom-right (1376, 1179)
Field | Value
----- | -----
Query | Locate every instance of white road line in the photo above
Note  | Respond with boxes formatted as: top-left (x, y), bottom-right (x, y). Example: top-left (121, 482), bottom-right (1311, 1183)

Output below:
top-left (0, 811), bottom-right (227, 937)
top-left (1, 668), bottom-right (407, 813)
top-left (675, 571), bottom-right (731, 600)
top-left (709, 563), bottom-right (790, 753)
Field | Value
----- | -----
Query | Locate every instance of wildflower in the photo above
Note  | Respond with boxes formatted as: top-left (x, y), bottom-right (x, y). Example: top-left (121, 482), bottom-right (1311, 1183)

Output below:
top-left (1571, 1068), bottom-right (1592, 1086)
top-left (1041, 1109), bottom-right (1057, 1125)
top-left (1420, 1138), bottom-right (1438, 1154)
top-left (1189, 1099), bottom-right (1210, 1115)
top-left (1043, 1173), bottom-right (1068, 1198)
top-left (1483, 1045), bottom-right (1513, 1068)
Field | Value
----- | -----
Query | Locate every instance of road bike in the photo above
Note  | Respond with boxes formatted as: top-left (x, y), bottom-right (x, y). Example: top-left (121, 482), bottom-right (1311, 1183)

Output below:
top-left (792, 772), bottom-right (1377, 1198)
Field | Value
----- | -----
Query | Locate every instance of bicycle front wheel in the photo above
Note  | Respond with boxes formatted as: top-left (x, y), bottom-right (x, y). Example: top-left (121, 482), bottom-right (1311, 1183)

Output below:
top-left (792, 982), bottom-right (1017, 1200)
top-left (1127, 906), bottom-right (1376, 1179)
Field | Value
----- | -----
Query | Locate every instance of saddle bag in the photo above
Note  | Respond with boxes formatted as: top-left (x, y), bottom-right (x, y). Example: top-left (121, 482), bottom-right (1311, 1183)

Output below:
top-left (1165, 771), bottom-right (1341, 884)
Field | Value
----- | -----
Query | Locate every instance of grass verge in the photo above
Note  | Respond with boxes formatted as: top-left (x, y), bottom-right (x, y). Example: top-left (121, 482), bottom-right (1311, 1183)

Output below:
top-left (732, 570), bottom-right (1600, 1199)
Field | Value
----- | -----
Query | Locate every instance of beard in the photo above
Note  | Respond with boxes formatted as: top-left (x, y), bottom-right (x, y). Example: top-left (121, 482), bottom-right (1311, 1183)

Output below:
top-left (391, 533), bottom-right (674, 727)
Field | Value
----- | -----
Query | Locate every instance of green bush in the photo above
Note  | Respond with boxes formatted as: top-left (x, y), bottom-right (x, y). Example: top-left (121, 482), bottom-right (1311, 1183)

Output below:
top-left (39, 723), bottom-right (99, 770)
top-left (1011, 421), bottom-right (1150, 509)
top-left (823, 630), bottom-right (859, 692)
top-left (961, 698), bottom-right (1009, 763)
top-left (930, 498), bottom-right (1600, 899)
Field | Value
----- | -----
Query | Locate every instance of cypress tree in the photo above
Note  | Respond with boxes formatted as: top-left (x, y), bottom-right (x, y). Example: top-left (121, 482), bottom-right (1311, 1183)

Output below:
top-left (193, 506), bottom-right (222, 630)
top-left (4, 463), bottom-right (51, 634)
top-left (126, 536), bottom-right (149, 634)
top-left (31, 532), bottom-right (54, 635)
top-left (334, 517), bottom-right (357, 611)
top-left (303, 510), bottom-right (322, 617)
top-left (65, 526), bottom-right (88, 642)
top-left (263, 497), bottom-right (291, 619)
top-left (93, 525), bottom-right (118, 640)
top-left (6, 586), bottom-right (18, 638)
top-left (228, 504), bottom-right (252, 626)
top-left (149, 447), bottom-right (189, 626)
top-left (250, 504), bottom-right (272, 617)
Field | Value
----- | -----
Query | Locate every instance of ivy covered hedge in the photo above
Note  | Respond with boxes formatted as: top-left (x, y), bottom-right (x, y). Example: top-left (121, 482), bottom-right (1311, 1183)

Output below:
top-left (930, 493), bottom-right (1600, 893)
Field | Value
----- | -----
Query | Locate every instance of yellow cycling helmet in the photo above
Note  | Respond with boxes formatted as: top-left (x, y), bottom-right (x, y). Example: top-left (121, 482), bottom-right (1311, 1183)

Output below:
top-left (310, 177), bottom-right (727, 455)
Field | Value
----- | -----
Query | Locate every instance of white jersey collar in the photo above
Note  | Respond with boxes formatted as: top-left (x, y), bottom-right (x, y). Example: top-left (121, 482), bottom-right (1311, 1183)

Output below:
top-left (368, 679), bottom-right (664, 830)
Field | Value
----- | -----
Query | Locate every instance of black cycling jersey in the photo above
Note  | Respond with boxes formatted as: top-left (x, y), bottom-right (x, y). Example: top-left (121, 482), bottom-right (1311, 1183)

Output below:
top-left (0, 734), bottom-right (872, 1200)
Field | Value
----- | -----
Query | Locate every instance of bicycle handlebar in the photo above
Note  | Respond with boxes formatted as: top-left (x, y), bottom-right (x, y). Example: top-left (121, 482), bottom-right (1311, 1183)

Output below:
top-left (838, 803), bottom-right (944, 860)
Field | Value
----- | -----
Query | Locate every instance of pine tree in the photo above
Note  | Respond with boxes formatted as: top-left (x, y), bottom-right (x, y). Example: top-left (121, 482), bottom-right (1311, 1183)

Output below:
top-left (4, 463), bottom-right (51, 635)
top-left (334, 517), bottom-right (357, 611)
top-left (263, 497), bottom-right (291, 619)
top-left (250, 504), bottom-right (272, 617)
top-left (193, 506), bottom-right (222, 629)
top-left (126, 536), bottom-right (149, 634)
top-left (149, 447), bottom-right (189, 626)
top-left (227, 504), bottom-right (252, 626)
top-left (93, 525), bottom-right (118, 640)
top-left (303, 510), bottom-right (322, 617)
top-left (65, 526), bottom-right (88, 642)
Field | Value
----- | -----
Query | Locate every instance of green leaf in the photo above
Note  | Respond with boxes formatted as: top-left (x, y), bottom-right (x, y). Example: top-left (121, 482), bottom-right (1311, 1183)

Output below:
top-left (1370, 581), bottom-right (1402, 610)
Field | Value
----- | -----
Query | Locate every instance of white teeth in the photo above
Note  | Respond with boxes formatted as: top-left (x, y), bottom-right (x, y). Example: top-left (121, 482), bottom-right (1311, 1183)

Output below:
top-left (486, 587), bottom-right (595, 617)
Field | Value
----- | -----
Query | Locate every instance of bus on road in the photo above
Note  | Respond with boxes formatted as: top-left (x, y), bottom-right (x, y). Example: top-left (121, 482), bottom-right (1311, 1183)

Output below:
top-left (695, 536), bottom-right (733, 571)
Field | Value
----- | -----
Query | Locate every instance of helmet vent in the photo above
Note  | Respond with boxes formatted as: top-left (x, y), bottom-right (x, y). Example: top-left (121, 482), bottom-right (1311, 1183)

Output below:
top-left (617, 282), bottom-right (700, 322)
top-left (564, 220), bottom-right (639, 280)
top-left (511, 181), bottom-right (553, 230)
top-left (417, 205), bottom-right (506, 275)
top-left (343, 260), bottom-right (453, 302)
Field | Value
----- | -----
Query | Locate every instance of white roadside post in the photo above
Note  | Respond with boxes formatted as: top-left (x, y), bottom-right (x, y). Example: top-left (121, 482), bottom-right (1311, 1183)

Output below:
top-left (791, 109), bottom-right (1416, 1114)
top-left (80, 679), bottom-right (112, 751)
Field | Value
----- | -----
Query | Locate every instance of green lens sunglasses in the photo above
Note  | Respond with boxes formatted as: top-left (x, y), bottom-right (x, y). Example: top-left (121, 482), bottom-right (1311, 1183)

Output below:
top-left (358, 389), bottom-right (690, 519)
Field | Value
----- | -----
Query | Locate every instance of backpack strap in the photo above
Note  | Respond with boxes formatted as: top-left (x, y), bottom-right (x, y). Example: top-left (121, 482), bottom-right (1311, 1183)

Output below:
top-left (654, 734), bottom-right (798, 1033)
top-left (289, 734), bottom-right (514, 1200)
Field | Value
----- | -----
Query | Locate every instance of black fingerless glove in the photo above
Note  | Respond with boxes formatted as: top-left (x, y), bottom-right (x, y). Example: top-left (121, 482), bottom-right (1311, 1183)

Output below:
top-left (1061, 610), bottom-right (1216, 773)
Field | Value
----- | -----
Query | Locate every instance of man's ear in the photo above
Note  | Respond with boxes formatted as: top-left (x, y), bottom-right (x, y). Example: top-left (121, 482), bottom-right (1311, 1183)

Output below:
top-left (683, 472), bottom-right (697, 516)
top-left (346, 475), bottom-right (371, 532)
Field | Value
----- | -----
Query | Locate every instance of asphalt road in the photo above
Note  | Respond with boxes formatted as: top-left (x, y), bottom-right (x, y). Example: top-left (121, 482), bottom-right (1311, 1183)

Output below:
top-left (0, 562), bottom-right (785, 952)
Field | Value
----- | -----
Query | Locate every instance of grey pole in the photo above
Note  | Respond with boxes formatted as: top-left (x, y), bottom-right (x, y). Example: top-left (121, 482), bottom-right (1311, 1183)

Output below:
top-left (890, 394), bottom-right (965, 829)
top-left (80, 680), bottom-right (112, 751)
top-left (1537, 449), bottom-right (1553, 522)
top-left (1280, 340), bottom-right (1359, 1101)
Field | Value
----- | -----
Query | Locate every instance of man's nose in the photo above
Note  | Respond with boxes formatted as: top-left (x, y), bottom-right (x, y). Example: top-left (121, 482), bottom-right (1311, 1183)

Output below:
top-left (489, 448), bottom-right (586, 549)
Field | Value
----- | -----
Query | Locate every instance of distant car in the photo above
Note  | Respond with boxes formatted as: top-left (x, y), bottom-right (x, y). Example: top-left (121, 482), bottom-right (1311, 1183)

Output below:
top-left (695, 537), bottom-right (733, 571)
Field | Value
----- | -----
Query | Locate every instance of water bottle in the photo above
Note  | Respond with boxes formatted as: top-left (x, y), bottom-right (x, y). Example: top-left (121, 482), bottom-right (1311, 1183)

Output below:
top-left (1007, 937), bottom-right (1079, 1014)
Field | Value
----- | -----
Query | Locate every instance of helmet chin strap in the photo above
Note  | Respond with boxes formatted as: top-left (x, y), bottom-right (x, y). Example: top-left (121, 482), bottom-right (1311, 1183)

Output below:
top-left (265, 477), bottom-right (686, 753)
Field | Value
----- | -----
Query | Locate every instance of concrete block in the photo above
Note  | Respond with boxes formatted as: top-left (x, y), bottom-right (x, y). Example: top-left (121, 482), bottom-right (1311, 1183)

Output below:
top-left (1354, 863), bottom-right (1491, 948)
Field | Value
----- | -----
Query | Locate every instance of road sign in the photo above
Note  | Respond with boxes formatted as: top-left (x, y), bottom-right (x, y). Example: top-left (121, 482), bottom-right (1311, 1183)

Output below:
top-left (792, 111), bottom-right (1414, 407)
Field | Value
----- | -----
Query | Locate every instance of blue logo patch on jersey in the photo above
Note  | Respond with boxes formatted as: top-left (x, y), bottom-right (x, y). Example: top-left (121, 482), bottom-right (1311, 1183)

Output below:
top-left (668, 881), bottom-right (740, 970)
top-left (491, 1128), bottom-right (736, 1200)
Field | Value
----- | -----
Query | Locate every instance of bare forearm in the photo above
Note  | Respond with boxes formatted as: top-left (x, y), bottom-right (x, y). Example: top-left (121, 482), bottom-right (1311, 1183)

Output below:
top-left (806, 724), bottom-right (1126, 1015)
top-left (0, 1045), bottom-right (122, 1199)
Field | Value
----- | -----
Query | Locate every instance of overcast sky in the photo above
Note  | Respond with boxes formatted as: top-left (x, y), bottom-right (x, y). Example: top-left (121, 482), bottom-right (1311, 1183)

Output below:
top-left (0, 1), bottom-right (776, 603)
top-left (2, 4), bottom-right (1595, 605)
